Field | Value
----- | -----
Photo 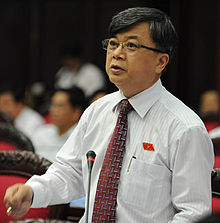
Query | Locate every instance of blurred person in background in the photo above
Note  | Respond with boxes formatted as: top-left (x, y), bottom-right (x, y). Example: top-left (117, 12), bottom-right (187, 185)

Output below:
top-left (89, 88), bottom-right (110, 104)
top-left (0, 85), bottom-right (44, 138)
top-left (199, 90), bottom-right (220, 118)
top-left (54, 44), bottom-right (106, 98)
top-left (31, 86), bottom-right (87, 162)
top-left (199, 90), bottom-right (220, 132)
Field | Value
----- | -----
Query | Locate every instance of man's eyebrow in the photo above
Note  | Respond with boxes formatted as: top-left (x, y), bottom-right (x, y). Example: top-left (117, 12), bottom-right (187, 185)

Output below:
top-left (112, 35), bottom-right (139, 40)
top-left (127, 35), bottom-right (138, 40)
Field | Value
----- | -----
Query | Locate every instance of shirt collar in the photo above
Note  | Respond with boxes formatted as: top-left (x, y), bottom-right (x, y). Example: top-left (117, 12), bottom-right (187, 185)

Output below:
top-left (112, 79), bottom-right (164, 118)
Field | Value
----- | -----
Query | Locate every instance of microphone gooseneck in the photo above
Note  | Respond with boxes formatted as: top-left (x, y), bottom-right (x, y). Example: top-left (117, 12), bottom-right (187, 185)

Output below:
top-left (86, 150), bottom-right (96, 223)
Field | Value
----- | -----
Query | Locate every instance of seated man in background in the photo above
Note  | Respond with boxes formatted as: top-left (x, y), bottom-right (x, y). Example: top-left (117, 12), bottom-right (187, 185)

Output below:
top-left (0, 85), bottom-right (44, 138)
top-left (199, 90), bottom-right (220, 117)
top-left (31, 86), bottom-right (87, 162)
top-left (198, 90), bottom-right (220, 132)
top-left (54, 44), bottom-right (106, 98)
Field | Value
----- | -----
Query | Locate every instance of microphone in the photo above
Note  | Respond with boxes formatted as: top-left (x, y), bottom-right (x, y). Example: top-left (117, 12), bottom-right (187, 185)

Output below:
top-left (86, 150), bottom-right (96, 223)
top-left (86, 150), bottom-right (96, 171)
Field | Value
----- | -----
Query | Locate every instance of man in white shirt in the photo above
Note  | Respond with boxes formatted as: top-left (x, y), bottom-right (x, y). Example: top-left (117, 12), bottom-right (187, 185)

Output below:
top-left (209, 127), bottom-right (220, 139)
top-left (4, 7), bottom-right (214, 223)
top-left (0, 86), bottom-right (44, 138)
top-left (55, 44), bottom-right (106, 97)
top-left (31, 87), bottom-right (86, 162)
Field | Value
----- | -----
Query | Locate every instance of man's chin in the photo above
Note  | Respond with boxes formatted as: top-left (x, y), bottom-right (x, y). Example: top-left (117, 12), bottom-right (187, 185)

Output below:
top-left (108, 73), bottom-right (122, 84)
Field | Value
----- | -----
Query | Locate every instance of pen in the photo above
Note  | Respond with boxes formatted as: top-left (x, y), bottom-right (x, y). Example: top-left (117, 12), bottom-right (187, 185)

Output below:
top-left (6, 206), bottom-right (12, 214)
top-left (127, 156), bottom-right (136, 172)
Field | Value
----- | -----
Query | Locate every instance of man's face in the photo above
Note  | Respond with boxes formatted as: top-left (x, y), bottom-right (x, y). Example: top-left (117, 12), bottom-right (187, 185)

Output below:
top-left (49, 91), bottom-right (77, 130)
top-left (105, 22), bottom-right (169, 98)
top-left (200, 91), bottom-right (220, 114)
top-left (0, 92), bottom-right (18, 119)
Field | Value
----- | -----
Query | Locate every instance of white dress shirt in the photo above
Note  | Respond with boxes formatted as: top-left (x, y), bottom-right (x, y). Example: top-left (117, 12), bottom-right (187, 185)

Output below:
top-left (31, 124), bottom-right (76, 162)
top-left (26, 79), bottom-right (214, 223)
top-left (55, 62), bottom-right (105, 97)
top-left (15, 106), bottom-right (44, 138)
top-left (209, 127), bottom-right (220, 139)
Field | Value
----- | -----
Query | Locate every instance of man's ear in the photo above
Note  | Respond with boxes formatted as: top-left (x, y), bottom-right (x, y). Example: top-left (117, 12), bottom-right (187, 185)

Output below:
top-left (156, 53), bottom-right (169, 74)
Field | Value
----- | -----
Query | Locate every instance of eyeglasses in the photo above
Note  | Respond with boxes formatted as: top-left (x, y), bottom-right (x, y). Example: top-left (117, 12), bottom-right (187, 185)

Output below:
top-left (102, 38), bottom-right (166, 54)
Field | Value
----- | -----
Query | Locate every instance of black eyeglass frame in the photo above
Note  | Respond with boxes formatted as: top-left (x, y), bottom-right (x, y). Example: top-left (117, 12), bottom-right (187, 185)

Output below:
top-left (102, 38), bottom-right (167, 54)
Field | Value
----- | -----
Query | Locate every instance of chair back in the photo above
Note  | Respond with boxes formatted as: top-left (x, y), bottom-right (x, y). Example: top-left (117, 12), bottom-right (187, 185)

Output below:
top-left (201, 112), bottom-right (220, 132)
top-left (0, 123), bottom-right (34, 152)
top-left (0, 150), bottom-right (67, 222)
top-left (0, 110), bottom-right (13, 125)
top-left (212, 137), bottom-right (220, 157)
top-left (205, 122), bottom-right (220, 132)
top-left (212, 168), bottom-right (220, 212)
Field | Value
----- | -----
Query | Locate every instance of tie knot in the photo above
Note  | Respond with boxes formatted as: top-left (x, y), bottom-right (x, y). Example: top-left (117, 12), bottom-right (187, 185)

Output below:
top-left (119, 99), bottom-right (133, 115)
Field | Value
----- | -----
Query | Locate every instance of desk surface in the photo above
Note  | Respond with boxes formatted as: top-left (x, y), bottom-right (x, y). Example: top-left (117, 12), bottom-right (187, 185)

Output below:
top-left (8, 219), bottom-right (74, 223)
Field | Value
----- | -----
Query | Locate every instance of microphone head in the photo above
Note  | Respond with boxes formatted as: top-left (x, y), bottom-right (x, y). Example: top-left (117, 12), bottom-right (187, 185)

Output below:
top-left (86, 150), bottom-right (96, 159)
top-left (86, 150), bottom-right (96, 171)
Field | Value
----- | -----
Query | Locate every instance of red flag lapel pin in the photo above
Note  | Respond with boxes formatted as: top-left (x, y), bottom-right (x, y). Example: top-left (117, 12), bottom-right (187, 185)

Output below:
top-left (143, 142), bottom-right (154, 151)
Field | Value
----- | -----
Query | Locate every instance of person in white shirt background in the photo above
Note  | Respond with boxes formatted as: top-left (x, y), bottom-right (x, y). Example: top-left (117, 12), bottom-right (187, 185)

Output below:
top-left (31, 86), bottom-right (87, 163)
top-left (198, 90), bottom-right (220, 132)
top-left (209, 127), bottom-right (220, 139)
top-left (199, 90), bottom-right (220, 118)
top-left (54, 44), bottom-right (106, 98)
top-left (0, 85), bottom-right (44, 138)
top-left (31, 86), bottom-right (87, 208)
top-left (4, 7), bottom-right (214, 223)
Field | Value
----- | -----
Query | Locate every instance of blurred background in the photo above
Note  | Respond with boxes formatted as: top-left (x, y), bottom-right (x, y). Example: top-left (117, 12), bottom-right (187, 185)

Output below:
top-left (0, 0), bottom-right (219, 112)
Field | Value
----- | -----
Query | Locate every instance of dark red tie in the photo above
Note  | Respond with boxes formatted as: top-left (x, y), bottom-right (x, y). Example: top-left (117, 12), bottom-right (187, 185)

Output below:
top-left (92, 99), bottom-right (133, 223)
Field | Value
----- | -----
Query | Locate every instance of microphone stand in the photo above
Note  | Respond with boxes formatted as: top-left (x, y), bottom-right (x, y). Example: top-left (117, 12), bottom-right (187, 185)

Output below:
top-left (86, 166), bottom-right (92, 223)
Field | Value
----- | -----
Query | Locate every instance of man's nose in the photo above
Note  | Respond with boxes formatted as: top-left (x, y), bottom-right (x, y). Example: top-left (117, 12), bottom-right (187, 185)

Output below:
top-left (112, 44), bottom-right (126, 60)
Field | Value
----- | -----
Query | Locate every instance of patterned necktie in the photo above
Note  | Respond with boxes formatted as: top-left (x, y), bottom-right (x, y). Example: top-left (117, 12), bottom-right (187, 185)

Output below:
top-left (92, 99), bottom-right (133, 223)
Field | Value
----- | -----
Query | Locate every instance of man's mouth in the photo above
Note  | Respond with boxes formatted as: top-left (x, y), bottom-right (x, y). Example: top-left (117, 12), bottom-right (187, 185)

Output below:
top-left (110, 65), bottom-right (125, 72)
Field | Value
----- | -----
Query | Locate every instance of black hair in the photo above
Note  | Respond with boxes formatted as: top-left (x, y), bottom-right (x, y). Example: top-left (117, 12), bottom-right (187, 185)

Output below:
top-left (59, 43), bottom-right (84, 59)
top-left (108, 7), bottom-right (178, 58)
top-left (53, 86), bottom-right (87, 110)
top-left (0, 84), bottom-right (25, 102)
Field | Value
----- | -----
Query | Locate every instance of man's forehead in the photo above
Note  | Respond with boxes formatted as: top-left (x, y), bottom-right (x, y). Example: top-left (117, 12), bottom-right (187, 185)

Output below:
top-left (114, 22), bottom-right (151, 40)
top-left (0, 92), bottom-right (14, 99)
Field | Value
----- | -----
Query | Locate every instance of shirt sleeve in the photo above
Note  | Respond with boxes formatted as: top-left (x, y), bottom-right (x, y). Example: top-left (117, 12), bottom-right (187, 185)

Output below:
top-left (169, 126), bottom-right (214, 222)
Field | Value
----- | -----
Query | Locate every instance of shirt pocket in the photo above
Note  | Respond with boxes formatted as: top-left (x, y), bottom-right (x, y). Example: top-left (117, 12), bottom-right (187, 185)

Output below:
top-left (118, 158), bottom-right (171, 212)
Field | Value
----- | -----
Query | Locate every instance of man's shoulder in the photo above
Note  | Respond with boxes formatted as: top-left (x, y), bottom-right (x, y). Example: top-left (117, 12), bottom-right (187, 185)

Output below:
top-left (32, 124), bottom-right (57, 139)
top-left (90, 91), bottom-right (119, 107)
top-left (21, 106), bottom-right (44, 120)
top-left (159, 90), bottom-right (203, 128)
top-left (81, 91), bottom-right (119, 122)
top-left (80, 62), bottom-right (104, 75)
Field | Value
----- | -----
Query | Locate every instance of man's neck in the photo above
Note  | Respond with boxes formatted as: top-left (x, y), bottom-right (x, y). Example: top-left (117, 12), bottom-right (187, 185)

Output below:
top-left (14, 103), bottom-right (25, 119)
top-left (58, 125), bottom-right (73, 136)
